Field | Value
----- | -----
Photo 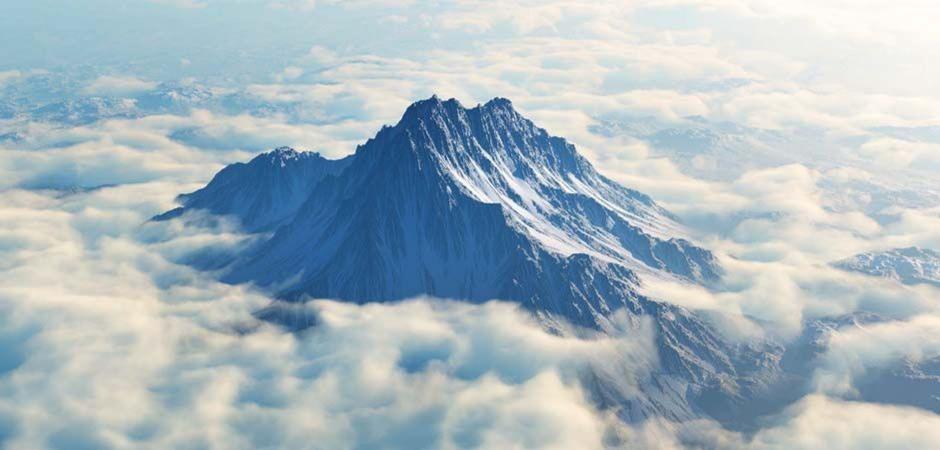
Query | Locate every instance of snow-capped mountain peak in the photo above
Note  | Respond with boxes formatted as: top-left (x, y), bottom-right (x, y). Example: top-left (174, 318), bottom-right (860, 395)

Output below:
top-left (355, 97), bottom-right (699, 271)
top-left (208, 97), bottom-right (721, 304)
top-left (835, 247), bottom-right (940, 287)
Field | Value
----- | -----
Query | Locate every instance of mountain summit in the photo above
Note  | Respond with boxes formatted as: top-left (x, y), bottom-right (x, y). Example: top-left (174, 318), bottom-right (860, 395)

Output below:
top-left (161, 97), bottom-right (777, 424)
top-left (212, 96), bottom-right (720, 325)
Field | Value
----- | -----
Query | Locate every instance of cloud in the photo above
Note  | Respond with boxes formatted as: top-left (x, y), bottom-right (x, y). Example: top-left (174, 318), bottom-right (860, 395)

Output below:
top-left (813, 314), bottom-right (940, 396)
top-left (748, 394), bottom-right (940, 450)
top-left (607, 394), bottom-right (940, 450)
top-left (274, 66), bottom-right (305, 82)
top-left (0, 116), bottom-right (233, 190)
top-left (149, 0), bottom-right (208, 8)
top-left (0, 70), bottom-right (22, 86)
top-left (0, 106), bottom-right (388, 190)
top-left (612, 156), bottom-right (940, 340)
top-left (267, 0), bottom-right (318, 11)
top-left (304, 45), bottom-right (339, 65)
top-left (83, 75), bottom-right (158, 97)
top-left (857, 137), bottom-right (940, 171)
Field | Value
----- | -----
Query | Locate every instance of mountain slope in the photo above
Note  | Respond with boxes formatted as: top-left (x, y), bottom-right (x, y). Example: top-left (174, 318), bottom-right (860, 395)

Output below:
top-left (155, 147), bottom-right (353, 232)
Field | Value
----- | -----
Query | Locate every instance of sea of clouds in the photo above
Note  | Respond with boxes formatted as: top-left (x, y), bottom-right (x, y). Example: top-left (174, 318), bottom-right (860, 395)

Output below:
top-left (1, 181), bottom-right (938, 448)
top-left (3, 180), bottom-right (938, 449)
top-left (2, 0), bottom-right (940, 448)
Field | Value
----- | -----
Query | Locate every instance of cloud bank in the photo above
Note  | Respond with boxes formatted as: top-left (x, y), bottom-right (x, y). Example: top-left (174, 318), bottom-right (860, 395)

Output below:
top-left (2, 180), bottom-right (937, 449)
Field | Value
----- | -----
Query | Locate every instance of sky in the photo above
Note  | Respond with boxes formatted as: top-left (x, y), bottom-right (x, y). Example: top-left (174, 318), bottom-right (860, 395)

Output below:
top-left (1, 1), bottom-right (940, 449)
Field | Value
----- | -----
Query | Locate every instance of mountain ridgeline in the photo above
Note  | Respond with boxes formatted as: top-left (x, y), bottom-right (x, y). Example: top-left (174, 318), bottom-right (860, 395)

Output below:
top-left (160, 96), bottom-right (783, 426)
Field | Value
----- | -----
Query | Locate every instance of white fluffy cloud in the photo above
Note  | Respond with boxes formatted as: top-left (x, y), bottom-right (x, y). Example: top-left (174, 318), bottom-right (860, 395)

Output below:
top-left (748, 395), bottom-right (940, 450)
top-left (813, 314), bottom-right (940, 396)
top-left (83, 75), bottom-right (158, 97)
top-left (0, 70), bottom-right (22, 86)
top-left (149, 0), bottom-right (208, 8)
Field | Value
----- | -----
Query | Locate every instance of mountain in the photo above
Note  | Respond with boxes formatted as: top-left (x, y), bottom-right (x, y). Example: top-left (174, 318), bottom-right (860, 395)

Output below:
top-left (134, 81), bottom-right (215, 114)
top-left (161, 96), bottom-right (780, 427)
top-left (154, 147), bottom-right (353, 233)
top-left (835, 247), bottom-right (940, 287)
top-left (225, 97), bottom-right (719, 309)
top-left (3, 79), bottom-right (299, 130)
top-left (29, 97), bottom-right (139, 125)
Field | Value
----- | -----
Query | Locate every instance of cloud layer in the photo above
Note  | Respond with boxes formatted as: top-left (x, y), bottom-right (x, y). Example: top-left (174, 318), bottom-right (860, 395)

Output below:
top-left (2, 181), bottom-right (938, 449)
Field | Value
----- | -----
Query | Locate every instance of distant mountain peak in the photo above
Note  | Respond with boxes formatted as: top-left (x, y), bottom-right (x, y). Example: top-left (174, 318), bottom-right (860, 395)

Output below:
top-left (397, 95), bottom-right (465, 126)
top-left (382, 95), bottom-right (590, 188)
top-left (269, 145), bottom-right (299, 155)
top-left (398, 95), bottom-right (519, 126)
top-left (484, 96), bottom-right (512, 106)
top-left (258, 146), bottom-right (301, 160)
top-left (253, 146), bottom-right (321, 166)
top-left (835, 246), bottom-right (940, 287)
